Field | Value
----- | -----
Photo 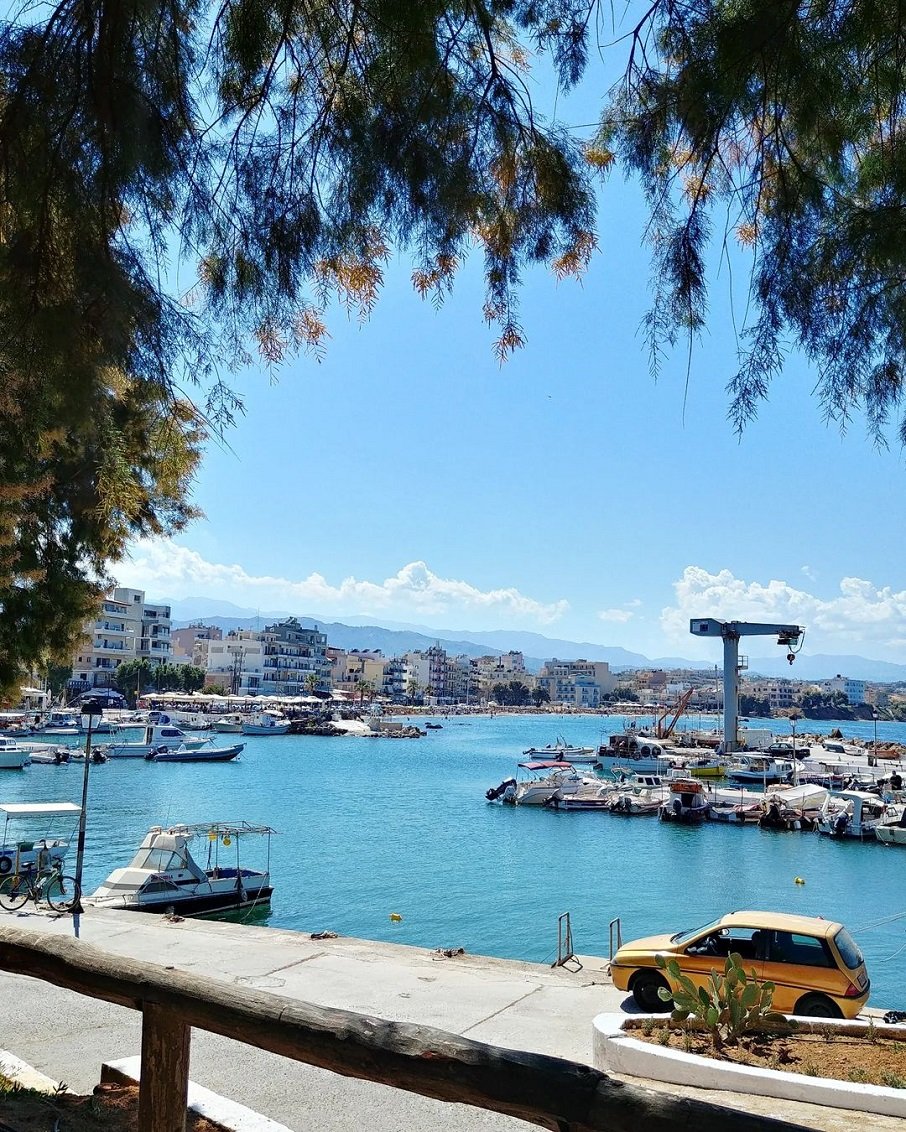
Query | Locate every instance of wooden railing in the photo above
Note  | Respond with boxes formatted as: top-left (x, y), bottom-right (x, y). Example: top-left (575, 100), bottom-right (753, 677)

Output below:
top-left (0, 926), bottom-right (809, 1132)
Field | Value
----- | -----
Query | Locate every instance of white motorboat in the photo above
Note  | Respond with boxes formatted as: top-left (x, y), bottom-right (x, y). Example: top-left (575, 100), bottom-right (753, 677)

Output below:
top-left (27, 746), bottom-right (72, 765)
top-left (522, 736), bottom-right (596, 764)
top-left (485, 761), bottom-right (596, 806)
top-left (213, 713), bottom-right (245, 733)
top-left (758, 784), bottom-right (829, 831)
top-left (726, 755), bottom-right (793, 785)
top-left (544, 779), bottom-right (618, 811)
top-left (36, 711), bottom-right (81, 735)
top-left (875, 808), bottom-right (906, 846)
top-left (101, 719), bottom-right (212, 758)
top-left (817, 790), bottom-right (891, 839)
top-left (608, 773), bottom-right (669, 815)
top-left (597, 731), bottom-right (668, 774)
top-left (0, 737), bottom-right (30, 770)
top-left (243, 710), bottom-right (291, 736)
top-left (0, 801), bottom-right (80, 876)
top-left (148, 742), bottom-right (243, 763)
top-left (90, 822), bottom-right (275, 915)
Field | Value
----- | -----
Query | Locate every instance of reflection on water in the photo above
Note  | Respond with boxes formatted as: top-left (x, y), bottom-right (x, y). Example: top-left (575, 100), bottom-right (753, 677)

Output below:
top-left (6, 712), bottom-right (906, 1008)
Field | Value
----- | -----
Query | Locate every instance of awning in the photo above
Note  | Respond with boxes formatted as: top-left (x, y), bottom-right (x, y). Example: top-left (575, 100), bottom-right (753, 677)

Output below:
top-left (0, 803), bottom-right (82, 816)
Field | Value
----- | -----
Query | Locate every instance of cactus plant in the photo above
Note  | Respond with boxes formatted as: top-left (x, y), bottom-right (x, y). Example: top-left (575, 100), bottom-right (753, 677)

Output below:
top-left (655, 951), bottom-right (793, 1051)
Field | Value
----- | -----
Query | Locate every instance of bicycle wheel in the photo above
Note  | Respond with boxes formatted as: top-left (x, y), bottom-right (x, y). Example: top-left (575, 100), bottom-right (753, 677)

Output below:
top-left (0, 874), bottom-right (30, 911)
top-left (44, 874), bottom-right (80, 912)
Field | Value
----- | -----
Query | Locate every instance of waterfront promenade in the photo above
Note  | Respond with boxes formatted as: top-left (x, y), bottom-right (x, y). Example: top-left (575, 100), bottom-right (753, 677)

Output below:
top-left (0, 908), bottom-right (901, 1130)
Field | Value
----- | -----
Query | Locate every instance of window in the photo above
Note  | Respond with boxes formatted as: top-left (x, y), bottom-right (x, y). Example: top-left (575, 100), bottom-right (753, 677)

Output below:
top-left (768, 932), bottom-right (833, 967)
top-left (834, 928), bottom-right (864, 970)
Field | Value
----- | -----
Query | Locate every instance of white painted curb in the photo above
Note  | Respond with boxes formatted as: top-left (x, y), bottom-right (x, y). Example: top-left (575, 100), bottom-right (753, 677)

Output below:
top-left (102, 1056), bottom-right (292, 1132)
top-left (593, 1013), bottom-right (906, 1118)
top-left (0, 1050), bottom-right (60, 1093)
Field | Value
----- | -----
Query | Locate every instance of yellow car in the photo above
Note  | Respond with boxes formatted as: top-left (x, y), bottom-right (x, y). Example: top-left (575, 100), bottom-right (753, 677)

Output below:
top-left (610, 910), bottom-right (869, 1018)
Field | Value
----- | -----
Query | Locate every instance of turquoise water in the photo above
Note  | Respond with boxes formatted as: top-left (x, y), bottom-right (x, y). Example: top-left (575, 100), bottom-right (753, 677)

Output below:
top-left (5, 712), bottom-right (906, 1008)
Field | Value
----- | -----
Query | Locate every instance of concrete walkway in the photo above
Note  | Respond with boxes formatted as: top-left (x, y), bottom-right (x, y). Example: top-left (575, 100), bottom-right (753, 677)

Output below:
top-left (0, 908), bottom-right (900, 1130)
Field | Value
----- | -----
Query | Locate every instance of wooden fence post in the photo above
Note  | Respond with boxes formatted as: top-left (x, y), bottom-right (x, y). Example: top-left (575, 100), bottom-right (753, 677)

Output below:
top-left (138, 1001), bottom-right (191, 1132)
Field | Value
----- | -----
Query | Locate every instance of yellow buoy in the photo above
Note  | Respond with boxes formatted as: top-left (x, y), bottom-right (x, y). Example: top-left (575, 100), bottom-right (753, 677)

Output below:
top-left (208, 830), bottom-right (218, 841)
top-left (222, 835), bottom-right (231, 846)
top-left (794, 876), bottom-right (805, 885)
top-left (389, 913), bottom-right (402, 922)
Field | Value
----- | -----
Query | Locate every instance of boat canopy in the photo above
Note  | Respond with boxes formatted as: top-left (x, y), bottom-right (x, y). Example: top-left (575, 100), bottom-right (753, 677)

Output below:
top-left (0, 802), bottom-right (82, 816)
top-left (176, 821), bottom-right (277, 837)
top-left (517, 761), bottom-right (573, 771)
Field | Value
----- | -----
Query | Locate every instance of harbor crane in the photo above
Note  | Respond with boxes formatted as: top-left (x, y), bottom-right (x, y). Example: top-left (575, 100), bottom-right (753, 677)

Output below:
top-left (690, 619), bottom-right (804, 753)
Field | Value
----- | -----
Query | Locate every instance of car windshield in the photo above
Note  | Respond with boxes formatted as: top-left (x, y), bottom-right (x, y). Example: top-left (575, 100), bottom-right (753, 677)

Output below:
top-left (834, 927), bottom-right (864, 969)
top-left (670, 918), bottom-right (722, 945)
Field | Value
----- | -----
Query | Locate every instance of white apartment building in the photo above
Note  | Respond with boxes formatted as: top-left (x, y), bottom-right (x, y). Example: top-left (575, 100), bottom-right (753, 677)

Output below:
top-left (201, 631), bottom-right (265, 695)
top-left (69, 587), bottom-right (171, 691)
top-left (824, 675), bottom-right (866, 705)
top-left (537, 659), bottom-right (616, 706)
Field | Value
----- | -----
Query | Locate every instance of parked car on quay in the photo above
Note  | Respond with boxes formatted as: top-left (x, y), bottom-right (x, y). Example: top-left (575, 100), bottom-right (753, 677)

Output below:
top-left (610, 910), bottom-right (869, 1019)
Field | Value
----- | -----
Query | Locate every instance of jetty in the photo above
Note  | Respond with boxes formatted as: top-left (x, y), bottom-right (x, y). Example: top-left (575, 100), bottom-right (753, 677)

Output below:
top-left (0, 909), bottom-right (899, 1131)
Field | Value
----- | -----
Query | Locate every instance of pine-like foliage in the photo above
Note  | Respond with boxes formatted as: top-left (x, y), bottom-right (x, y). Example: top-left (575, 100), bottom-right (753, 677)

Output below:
top-left (0, 0), bottom-right (597, 693)
top-left (602, 0), bottom-right (906, 441)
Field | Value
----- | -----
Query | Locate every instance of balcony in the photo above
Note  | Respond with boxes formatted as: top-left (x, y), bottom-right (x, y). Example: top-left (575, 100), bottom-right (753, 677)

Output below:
top-left (95, 622), bottom-right (132, 635)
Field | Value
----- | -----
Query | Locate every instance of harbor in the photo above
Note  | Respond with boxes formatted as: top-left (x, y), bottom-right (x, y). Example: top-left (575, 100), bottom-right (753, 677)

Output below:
top-left (1, 711), bottom-right (905, 1009)
top-left (1, 907), bottom-right (902, 1132)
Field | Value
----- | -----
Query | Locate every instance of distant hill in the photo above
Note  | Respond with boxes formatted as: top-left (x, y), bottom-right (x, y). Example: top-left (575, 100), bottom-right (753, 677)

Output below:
top-left (165, 600), bottom-right (906, 683)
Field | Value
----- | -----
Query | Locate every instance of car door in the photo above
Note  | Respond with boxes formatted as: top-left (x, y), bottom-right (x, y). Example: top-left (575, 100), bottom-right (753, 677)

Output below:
top-left (679, 925), bottom-right (766, 994)
top-left (761, 930), bottom-right (840, 1013)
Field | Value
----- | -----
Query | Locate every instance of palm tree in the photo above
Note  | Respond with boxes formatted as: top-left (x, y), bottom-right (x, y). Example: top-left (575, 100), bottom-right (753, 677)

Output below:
top-left (304, 671), bottom-right (320, 697)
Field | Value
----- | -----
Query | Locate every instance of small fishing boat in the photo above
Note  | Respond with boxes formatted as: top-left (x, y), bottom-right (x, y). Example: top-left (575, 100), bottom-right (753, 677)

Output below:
top-left (213, 713), bottom-right (245, 733)
top-left (817, 790), bottom-right (892, 839)
top-left (101, 717), bottom-right (212, 758)
top-left (659, 779), bottom-right (710, 822)
top-left (0, 737), bottom-right (30, 770)
top-left (0, 801), bottom-right (81, 876)
top-left (27, 746), bottom-right (72, 765)
top-left (726, 755), bottom-right (793, 785)
top-left (758, 784), bottom-right (829, 831)
top-left (875, 807), bottom-right (906, 846)
top-left (90, 821), bottom-right (276, 915)
top-left (608, 774), bottom-right (669, 815)
top-left (522, 736), bottom-right (596, 764)
top-left (242, 710), bottom-right (291, 736)
top-left (544, 779), bottom-right (618, 811)
top-left (147, 742), bottom-right (243, 763)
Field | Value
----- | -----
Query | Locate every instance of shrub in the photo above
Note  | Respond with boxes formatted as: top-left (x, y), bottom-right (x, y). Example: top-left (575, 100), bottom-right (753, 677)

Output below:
top-left (655, 951), bottom-right (793, 1052)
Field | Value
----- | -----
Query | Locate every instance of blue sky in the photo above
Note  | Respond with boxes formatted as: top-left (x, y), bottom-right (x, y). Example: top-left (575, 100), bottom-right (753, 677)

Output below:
top-left (117, 37), bottom-right (906, 663)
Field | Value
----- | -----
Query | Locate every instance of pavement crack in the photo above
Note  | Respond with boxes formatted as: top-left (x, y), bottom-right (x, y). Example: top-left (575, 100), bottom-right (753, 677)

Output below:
top-left (261, 951), bottom-right (327, 976)
top-left (459, 986), bottom-right (541, 1036)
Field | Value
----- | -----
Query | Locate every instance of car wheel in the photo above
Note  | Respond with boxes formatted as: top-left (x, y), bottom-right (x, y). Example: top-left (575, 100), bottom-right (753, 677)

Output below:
top-left (631, 970), bottom-right (671, 1012)
top-left (795, 993), bottom-right (843, 1019)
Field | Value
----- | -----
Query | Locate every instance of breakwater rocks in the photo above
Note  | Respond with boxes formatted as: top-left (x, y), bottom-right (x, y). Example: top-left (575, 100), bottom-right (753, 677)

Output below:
top-left (288, 719), bottom-right (345, 737)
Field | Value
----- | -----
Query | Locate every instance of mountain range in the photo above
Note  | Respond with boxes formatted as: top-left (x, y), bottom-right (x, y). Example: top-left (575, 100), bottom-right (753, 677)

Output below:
top-left (160, 597), bottom-right (906, 683)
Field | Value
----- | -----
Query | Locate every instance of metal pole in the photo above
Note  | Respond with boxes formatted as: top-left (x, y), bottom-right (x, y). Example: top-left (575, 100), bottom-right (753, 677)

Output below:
top-left (72, 701), bottom-right (100, 913)
top-left (722, 630), bottom-right (740, 753)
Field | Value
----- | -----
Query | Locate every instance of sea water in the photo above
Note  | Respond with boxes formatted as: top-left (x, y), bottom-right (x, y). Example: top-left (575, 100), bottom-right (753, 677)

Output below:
top-left (5, 713), bottom-right (906, 1008)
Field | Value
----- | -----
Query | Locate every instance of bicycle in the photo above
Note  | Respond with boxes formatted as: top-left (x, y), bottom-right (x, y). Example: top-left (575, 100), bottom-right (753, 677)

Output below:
top-left (0, 862), bottom-right (80, 912)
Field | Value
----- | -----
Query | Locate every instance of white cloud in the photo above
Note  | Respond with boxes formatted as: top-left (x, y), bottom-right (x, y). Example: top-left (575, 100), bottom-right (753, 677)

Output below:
top-left (801, 565), bottom-right (816, 581)
top-left (115, 541), bottom-right (569, 625)
top-left (661, 566), bottom-right (906, 657)
top-left (598, 608), bottom-right (636, 623)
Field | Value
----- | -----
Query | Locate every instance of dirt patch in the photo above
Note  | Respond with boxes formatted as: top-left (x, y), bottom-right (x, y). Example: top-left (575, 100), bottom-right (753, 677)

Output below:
top-left (631, 1022), bottom-right (906, 1088)
top-left (0, 1081), bottom-right (223, 1132)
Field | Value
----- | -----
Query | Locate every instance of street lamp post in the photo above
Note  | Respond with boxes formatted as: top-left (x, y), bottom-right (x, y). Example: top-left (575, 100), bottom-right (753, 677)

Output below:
top-left (72, 698), bottom-right (103, 913)
top-left (873, 709), bottom-right (878, 764)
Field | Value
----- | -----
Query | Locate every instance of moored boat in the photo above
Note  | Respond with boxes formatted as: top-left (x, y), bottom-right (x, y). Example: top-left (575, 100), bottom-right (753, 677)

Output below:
top-left (213, 713), bottom-right (245, 733)
top-left (101, 717), bottom-right (212, 758)
top-left (90, 821), bottom-right (275, 915)
top-left (485, 761), bottom-right (596, 805)
top-left (659, 778), bottom-right (710, 822)
top-left (608, 773), bottom-right (669, 815)
top-left (147, 742), bottom-right (243, 763)
top-left (242, 710), bottom-right (291, 735)
top-left (522, 736), bottom-right (596, 763)
top-left (0, 737), bottom-right (30, 770)
top-left (817, 790), bottom-right (894, 839)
